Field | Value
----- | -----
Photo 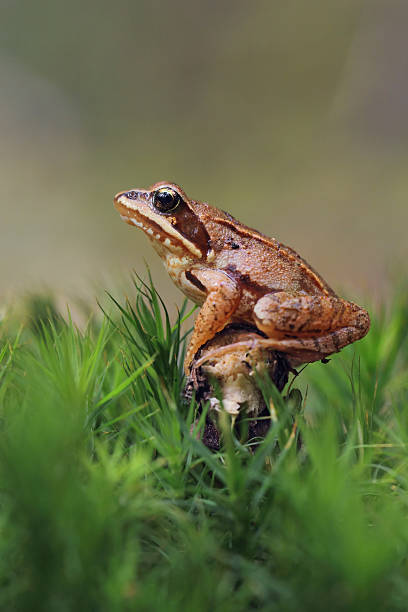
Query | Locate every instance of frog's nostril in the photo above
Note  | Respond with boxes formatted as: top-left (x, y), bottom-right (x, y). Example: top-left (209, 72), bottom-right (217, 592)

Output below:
top-left (126, 190), bottom-right (138, 200)
top-left (114, 190), bottom-right (138, 203)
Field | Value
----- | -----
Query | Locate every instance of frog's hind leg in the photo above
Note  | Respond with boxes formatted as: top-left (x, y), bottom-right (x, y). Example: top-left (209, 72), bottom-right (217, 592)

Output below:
top-left (254, 292), bottom-right (369, 335)
top-left (192, 329), bottom-right (363, 370)
top-left (254, 328), bottom-right (365, 365)
top-left (191, 292), bottom-right (370, 371)
top-left (253, 292), bottom-right (370, 361)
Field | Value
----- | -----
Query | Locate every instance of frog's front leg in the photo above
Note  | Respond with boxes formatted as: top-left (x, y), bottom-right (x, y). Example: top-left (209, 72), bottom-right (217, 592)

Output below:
top-left (184, 270), bottom-right (241, 373)
top-left (253, 292), bottom-right (370, 361)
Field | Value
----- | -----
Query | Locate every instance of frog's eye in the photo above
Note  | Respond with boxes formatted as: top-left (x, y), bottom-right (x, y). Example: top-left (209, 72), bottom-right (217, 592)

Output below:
top-left (153, 187), bottom-right (181, 213)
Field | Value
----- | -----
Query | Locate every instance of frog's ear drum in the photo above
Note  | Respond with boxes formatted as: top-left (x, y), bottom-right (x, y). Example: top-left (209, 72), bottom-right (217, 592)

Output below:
top-left (153, 187), bottom-right (181, 213)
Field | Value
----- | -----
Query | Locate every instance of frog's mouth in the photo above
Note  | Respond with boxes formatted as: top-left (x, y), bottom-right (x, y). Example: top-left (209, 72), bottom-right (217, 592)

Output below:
top-left (114, 192), bottom-right (202, 258)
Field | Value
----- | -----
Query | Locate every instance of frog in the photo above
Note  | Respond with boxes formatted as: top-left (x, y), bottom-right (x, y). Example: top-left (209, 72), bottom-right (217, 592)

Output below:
top-left (114, 181), bottom-right (370, 373)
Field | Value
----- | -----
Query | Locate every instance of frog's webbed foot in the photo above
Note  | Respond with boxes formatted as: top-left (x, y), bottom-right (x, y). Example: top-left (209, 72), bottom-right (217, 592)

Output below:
top-left (252, 292), bottom-right (370, 363)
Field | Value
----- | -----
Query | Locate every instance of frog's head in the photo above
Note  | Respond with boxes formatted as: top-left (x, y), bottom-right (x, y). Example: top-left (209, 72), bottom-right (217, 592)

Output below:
top-left (114, 181), bottom-right (213, 261)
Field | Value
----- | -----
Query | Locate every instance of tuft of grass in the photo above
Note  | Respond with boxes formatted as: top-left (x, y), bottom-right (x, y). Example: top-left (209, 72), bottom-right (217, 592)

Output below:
top-left (0, 276), bottom-right (407, 611)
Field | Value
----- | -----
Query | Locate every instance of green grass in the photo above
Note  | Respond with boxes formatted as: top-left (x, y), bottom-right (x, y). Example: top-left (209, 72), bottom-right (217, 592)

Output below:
top-left (0, 277), bottom-right (407, 611)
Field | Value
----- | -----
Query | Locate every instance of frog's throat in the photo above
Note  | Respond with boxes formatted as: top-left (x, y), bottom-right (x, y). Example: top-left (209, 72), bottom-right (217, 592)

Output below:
top-left (116, 196), bottom-right (203, 259)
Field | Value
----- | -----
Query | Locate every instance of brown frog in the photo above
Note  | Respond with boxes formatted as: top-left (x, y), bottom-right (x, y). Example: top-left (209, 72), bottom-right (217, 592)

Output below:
top-left (114, 182), bottom-right (370, 372)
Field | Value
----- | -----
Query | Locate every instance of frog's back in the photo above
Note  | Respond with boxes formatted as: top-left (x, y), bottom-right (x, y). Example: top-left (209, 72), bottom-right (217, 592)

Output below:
top-left (198, 202), bottom-right (335, 298)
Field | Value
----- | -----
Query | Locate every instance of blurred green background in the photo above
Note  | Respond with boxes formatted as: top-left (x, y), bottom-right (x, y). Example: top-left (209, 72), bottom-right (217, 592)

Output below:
top-left (1, 0), bottom-right (407, 303)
